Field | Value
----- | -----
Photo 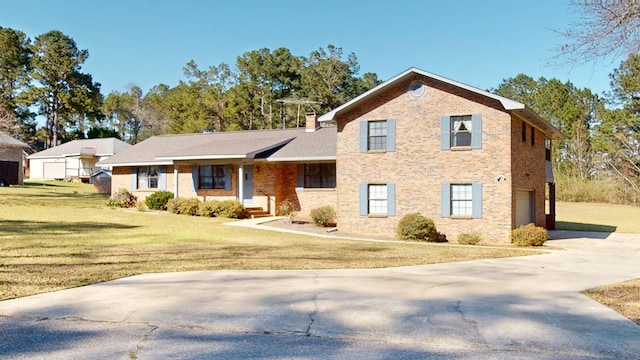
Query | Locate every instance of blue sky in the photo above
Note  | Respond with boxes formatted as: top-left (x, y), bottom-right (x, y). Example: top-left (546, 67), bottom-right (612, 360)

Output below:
top-left (0, 0), bottom-right (621, 97)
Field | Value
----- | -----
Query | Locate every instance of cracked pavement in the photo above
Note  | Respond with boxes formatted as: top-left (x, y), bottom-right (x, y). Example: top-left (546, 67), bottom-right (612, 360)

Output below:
top-left (1, 231), bottom-right (640, 359)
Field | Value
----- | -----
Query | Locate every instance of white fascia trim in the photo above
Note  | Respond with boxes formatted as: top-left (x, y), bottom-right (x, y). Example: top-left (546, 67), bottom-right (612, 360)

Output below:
top-left (318, 67), bottom-right (525, 122)
top-left (98, 161), bottom-right (173, 167)
top-left (154, 154), bottom-right (247, 161)
top-left (266, 156), bottom-right (336, 162)
top-left (28, 155), bottom-right (57, 159)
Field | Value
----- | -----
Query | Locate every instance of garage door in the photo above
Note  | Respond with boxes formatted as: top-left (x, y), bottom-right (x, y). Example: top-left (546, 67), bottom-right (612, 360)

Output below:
top-left (0, 161), bottom-right (19, 185)
top-left (43, 162), bottom-right (66, 179)
top-left (515, 190), bottom-right (534, 228)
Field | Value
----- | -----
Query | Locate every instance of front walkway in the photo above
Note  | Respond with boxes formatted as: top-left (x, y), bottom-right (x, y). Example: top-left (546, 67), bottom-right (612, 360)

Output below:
top-left (0, 231), bottom-right (639, 359)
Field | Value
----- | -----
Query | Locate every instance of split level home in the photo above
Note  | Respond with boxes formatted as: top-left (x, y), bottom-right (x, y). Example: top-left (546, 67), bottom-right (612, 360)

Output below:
top-left (29, 137), bottom-right (131, 181)
top-left (99, 67), bottom-right (564, 243)
top-left (0, 132), bottom-right (29, 186)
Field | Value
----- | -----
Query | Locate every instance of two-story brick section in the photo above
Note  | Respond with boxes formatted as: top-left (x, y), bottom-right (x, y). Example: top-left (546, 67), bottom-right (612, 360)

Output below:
top-left (319, 68), bottom-right (564, 242)
top-left (100, 67), bottom-right (563, 244)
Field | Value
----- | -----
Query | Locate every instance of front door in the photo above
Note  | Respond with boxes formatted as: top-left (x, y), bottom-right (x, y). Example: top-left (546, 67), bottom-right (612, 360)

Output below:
top-left (243, 165), bottom-right (253, 204)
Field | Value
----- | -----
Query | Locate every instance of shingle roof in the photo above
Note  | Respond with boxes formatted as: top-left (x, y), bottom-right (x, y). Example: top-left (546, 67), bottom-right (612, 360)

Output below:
top-left (267, 127), bottom-right (336, 161)
top-left (28, 138), bottom-right (131, 159)
top-left (0, 133), bottom-right (29, 148)
top-left (99, 127), bottom-right (336, 166)
top-left (319, 67), bottom-right (565, 140)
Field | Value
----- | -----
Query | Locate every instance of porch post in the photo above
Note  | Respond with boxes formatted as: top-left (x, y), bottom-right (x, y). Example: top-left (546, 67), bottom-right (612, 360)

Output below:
top-left (173, 165), bottom-right (179, 198)
top-left (238, 163), bottom-right (244, 204)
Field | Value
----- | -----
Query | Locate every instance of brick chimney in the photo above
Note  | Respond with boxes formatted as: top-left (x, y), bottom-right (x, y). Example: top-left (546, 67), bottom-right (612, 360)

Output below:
top-left (305, 112), bottom-right (319, 132)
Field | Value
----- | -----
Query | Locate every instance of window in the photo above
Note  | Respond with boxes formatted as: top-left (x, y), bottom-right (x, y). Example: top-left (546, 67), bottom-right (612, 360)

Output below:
top-left (137, 166), bottom-right (159, 189)
top-left (359, 182), bottom-right (396, 216)
top-left (441, 114), bottom-right (482, 150)
top-left (368, 120), bottom-right (387, 151)
top-left (451, 184), bottom-right (473, 216)
top-left (531, 126), bottom-right (535, 146)
top-left (545, 138), bottom-right (551, 161)
top-left (304, 163), bottom-right (336, 188)
top-left (368, 184), bottom-right (388, 215)
top-left (199, 165), bottom-right (226, 189)
top-left (451, 115), bottom-right (472, 147)
top-left (441, 182), bottom-right (482, 218)
top-left (522, 121), bottom-right (527, 142)
top-left (359, 119), bottom-right (396, 153)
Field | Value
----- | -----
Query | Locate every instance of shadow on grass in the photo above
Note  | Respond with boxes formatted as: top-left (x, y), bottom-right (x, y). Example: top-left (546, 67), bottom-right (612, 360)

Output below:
top-left (0, 220), bottom-right (138, 235)
top-left (556, 221), bottom-right (617, 233)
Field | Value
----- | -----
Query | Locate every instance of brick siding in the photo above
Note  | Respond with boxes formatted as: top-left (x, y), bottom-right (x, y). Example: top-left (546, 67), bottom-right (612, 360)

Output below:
top-left (333, 74), bottom-right (543, 244)
top-left (110, 162), bottom-right (337, 217)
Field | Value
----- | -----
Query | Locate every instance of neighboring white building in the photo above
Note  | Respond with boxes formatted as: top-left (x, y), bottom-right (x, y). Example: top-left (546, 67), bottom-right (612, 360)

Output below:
top-left (28, 138), bottom-right (131, 180)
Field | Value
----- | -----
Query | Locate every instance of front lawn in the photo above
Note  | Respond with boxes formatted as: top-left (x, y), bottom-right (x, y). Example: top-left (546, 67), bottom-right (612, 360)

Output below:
top-left (0, 181), bottom-right (535, 300)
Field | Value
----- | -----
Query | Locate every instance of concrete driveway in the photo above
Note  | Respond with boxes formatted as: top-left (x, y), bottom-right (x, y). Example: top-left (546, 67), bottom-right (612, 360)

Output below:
top-left (1, 231), bottom-right (639, 359)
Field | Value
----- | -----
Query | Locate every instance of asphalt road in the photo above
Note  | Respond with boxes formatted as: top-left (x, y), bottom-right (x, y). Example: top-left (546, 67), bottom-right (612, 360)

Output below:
top-left (1, 231), bottom-right (639, 359)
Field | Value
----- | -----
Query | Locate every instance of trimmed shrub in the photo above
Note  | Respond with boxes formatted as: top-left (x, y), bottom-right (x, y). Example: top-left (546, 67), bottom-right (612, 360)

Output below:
top-left (396, 213), bottom-right (443, 242)
top-left (198, 200), bottom-right (219, 217)
top-left (310, 205), bottom-right (336, 227)
top-left (145, 191), bottom-right (174, 210)
top-left (107, 188), bottom-right (137, 208)
top-left (276, 199), bottom-right (298, 216)
top-left (215, 200), bottom-right (247, 219)
top-left (512, 223), bottom-right (548, 246)
top-left (167, 197), bottom-right (201, 216)
top-left (197, 200), bottom-right (247, 218)
top-left (457, 231), bottom-right (482, 245)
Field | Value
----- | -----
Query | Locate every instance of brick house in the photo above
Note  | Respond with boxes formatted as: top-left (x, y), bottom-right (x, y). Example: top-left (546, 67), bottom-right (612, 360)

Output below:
top-left (319, 67), bottom-right (563, 242)
top-left (99, 123), bottom-right (337, 217)
top-left (100, 67), bottom-right (562, 243)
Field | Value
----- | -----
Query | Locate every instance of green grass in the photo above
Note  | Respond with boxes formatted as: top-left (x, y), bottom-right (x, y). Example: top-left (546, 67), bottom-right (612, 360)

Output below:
top-left (556, 201), bottom-right (640, 233)
top-left (0, 181), bottom-right (536, 300)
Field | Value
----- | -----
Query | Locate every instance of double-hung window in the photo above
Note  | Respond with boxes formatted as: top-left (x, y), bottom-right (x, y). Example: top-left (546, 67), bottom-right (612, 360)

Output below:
top-left (368, 184), bottom-right (388, 215)
top-left (368, 120), bottom-right (387, 151)
top-left (359, 182), bottom-right (396, 216)
top-left (441, 114), bottom-right (481, 150)
top-left (451, 115), bottom-right (472, 147)
top-left (451, 184), bottom-right (473, 216)
top-left (359, 119), bottom-right (396, 153)
top-left (137, 166), bottom-right (159, 189)
top-left (199, 165), bottom-right (226, 189)
top-left (441, 182), bottom-right (482, 218)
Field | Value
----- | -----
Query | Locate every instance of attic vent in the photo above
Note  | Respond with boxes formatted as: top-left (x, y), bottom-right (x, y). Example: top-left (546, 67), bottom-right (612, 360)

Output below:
top-left (409, 81), bottom-right (426, 98)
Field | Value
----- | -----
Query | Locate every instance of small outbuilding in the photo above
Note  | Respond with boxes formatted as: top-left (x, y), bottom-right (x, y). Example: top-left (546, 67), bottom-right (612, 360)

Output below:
top-left (28, 138), bottom-right (131, 181)
top-left (0, 133), bottom-right (29, 186)
top-left (90, 168), bottom-right (112, 194)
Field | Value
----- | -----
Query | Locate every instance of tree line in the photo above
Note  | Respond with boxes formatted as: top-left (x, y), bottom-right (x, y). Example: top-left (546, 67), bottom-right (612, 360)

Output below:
top-left (0, 26), bottom-right (380, 147)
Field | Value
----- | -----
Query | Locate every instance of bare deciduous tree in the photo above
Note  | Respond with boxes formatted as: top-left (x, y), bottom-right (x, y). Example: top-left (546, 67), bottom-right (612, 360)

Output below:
top-left (556, 1), bottom-right (640, 65)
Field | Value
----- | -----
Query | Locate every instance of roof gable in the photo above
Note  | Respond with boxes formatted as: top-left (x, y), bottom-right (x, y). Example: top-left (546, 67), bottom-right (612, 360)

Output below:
top-left (29, 138), bottom-right (131, 159)
top-left (0, 133), bottom-right (29, 148)
top-left (319, 67), bottom-right (564, 140)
